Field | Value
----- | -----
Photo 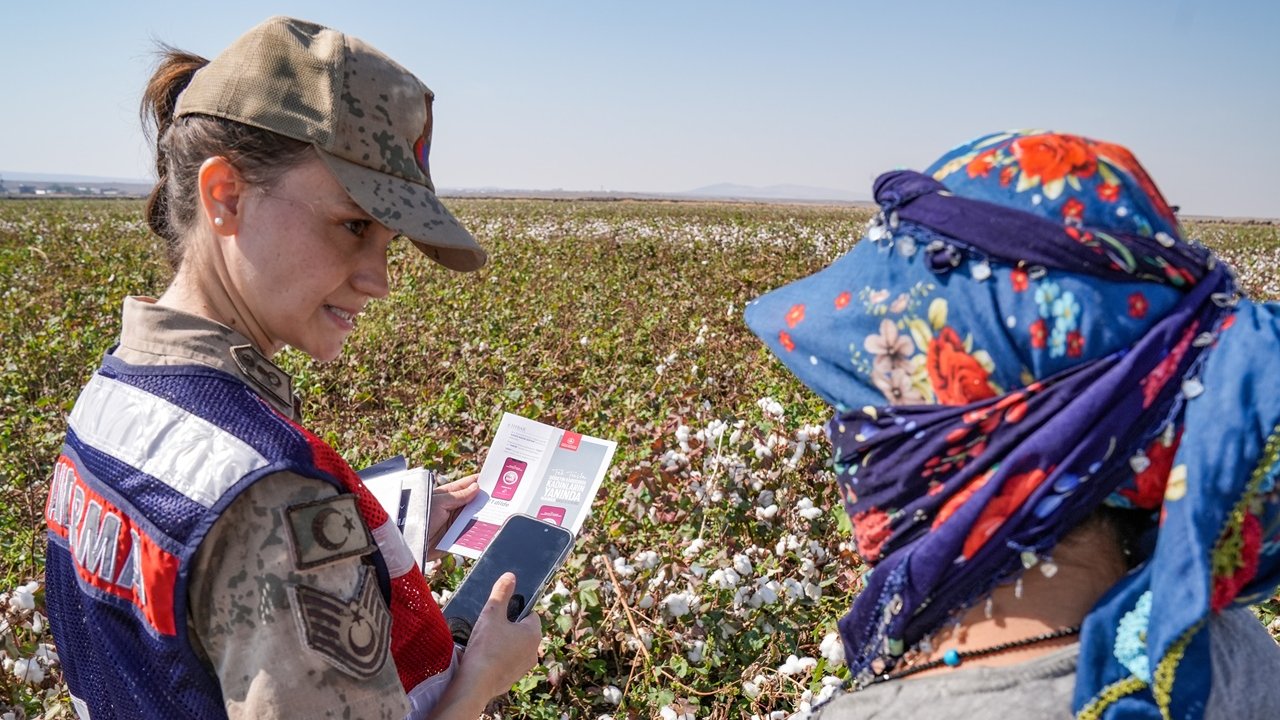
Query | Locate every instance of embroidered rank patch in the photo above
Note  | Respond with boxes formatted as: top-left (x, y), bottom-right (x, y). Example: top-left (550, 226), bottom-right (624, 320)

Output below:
top-left (291, 567), bottom-right (391, 679)
top-left (285, 494), bottom-right (375, 570)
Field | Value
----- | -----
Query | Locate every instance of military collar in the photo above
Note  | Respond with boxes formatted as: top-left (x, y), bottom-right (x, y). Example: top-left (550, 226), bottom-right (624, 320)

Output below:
top-left (115, 297), bottom-right (301, 419)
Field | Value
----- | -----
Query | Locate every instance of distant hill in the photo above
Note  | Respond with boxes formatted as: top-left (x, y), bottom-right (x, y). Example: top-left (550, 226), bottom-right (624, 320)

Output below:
top-left (1, 171), bottom-right (152, 197)
top-left (681, 183), bottom-right (868, 203)
top-left (1, 171), bottom-right (151, 185)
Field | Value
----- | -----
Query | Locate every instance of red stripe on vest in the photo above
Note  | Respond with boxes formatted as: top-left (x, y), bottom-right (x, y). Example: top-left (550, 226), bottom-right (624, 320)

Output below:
top-left (287, 422), bottom-right (455, 689)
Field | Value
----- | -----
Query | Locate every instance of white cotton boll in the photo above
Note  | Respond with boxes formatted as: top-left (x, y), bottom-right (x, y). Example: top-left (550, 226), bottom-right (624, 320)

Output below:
top-left (580, 336), bottom-right (590, 347)
top-left (733, 554), bottom-right (754, 577)
top-left (757, 397), bottom-right (785, 419)
top-left (742, 679), bottom-right (762, 699)
top-left (786, 442), bottom-right (806, 467)
top-left (708, 567), bottom-right (741, 590)
top-left (662, 592), bottom-right (695, 618)
top-left (753, 440), bottom-right (773, 461)
top-left (804, 581), bottom-right (822, 602)
top-left (686, 639), bottom-right (706, 663)
top-left (782, 577), bottom-right (804, 601)
top-left (602, 685), bottom-right (622, 705)
top-left (638, 594), bottom-right (655, 609)
top-left (9, 581), bottom-right (38, 612)
top-left (706, 419), bottom-right (727, 440)
top-left (758, 489), bottom-right (776, 507)
top-left (820, 632), bottom-right (846, 666)
top-left (689, 563), bottom-right (708, 579)
top-left (12, 658), bottom-right (43, 685)
top-left (755, 504), bottom-right (779, 521)
top-left (675, 424), bottom-right (691, 444)
top-left (656, 364), bottom-right (666, 375)
top-left (2, 711), bottom-right (16, 720)
top-left (683, 539), bottom-right (706, 557)
top-left (778, 654), bottom-right (818, 676)
top-left (34, 644), bottom-right (57, 665)
top-left (808, 541), bottom-right (828, 562)
top-left (634, 550), bottom-right (661, 570)
top-left (797, 497), bottom-right (824, 521)
top-left (732, 586), bottom-right (752, 608)
top-left (750, 581), bottom-right (780, 608)
top-left (29, 611), bottom-right (43, 634)
top-left (613, 557), bottom-right (636, 577)
top-left (815, 675), bottom-right (844, 703)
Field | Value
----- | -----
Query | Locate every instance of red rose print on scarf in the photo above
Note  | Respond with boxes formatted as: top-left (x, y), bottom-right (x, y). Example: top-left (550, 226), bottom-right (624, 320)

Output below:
top-left (1011, 134), bottom-right (1097, 185)
top-left (927, 327), bottom-right (998, 405)
top-left (961, 467), bottom-right (1048, 559)
top-left (1120, 430), bottom-right (1182, 510)
top-left (852, 507), bottom-right (893, 562)
top-left (967, 149), bottom-right (998, 178)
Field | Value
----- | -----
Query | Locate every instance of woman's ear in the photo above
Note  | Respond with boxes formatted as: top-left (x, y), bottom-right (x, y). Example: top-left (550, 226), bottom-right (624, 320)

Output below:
top-left (197, 157), bottom-right (245, 236)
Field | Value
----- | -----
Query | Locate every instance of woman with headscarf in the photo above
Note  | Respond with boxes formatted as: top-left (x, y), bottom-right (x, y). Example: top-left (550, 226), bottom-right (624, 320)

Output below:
top-left (746, 131), bottom-right (1280, 719)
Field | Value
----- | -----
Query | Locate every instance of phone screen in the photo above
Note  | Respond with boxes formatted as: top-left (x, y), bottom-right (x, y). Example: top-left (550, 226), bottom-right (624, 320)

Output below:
top-left (442, 514), bottom-right (573, 646)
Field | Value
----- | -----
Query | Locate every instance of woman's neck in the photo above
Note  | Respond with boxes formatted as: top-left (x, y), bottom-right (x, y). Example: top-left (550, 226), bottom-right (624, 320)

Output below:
top-left (906, 522), bottom-right (1128, 675)
top-left (157, 252), bottom-right (278, 356)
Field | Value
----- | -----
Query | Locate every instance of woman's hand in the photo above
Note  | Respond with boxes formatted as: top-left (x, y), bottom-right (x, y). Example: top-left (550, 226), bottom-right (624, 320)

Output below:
top-left (432, 573), bottom-right (544, 718)
top-left (426, 474), bottom-right (481, 561)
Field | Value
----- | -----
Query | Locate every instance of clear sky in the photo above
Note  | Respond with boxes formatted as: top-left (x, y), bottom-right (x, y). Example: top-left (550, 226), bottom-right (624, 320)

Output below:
top-left (3, 0), bottom-right (1278, 217)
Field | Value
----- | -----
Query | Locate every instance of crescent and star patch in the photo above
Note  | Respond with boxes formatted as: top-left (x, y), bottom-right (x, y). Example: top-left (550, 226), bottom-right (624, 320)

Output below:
top-left (285, 494), bottom-right (375, 570)
top-left (291, 566), bottom-right (392, 679)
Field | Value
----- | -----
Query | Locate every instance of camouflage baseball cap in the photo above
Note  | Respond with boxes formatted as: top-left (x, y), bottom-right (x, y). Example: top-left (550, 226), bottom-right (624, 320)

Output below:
top-left (175, 16), bottom-right (485, 271)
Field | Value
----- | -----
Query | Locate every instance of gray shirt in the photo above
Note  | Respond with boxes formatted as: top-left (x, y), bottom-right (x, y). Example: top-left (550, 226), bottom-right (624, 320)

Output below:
top-left (813, 608), bottom-right (1280, 719)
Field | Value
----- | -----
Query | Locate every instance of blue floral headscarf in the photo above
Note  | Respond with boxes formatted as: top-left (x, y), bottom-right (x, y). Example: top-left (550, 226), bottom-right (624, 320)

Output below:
top-left (745, 130), bottom-right (1280, 719)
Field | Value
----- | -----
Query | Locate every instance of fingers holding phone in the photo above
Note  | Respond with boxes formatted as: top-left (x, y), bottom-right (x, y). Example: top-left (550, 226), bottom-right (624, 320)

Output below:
top-left (457, 572), bottom-right (543, 697)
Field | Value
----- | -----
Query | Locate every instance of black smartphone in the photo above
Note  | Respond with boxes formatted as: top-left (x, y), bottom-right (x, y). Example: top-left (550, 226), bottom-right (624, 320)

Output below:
top-left (441, 514), bottom-right (574, 647)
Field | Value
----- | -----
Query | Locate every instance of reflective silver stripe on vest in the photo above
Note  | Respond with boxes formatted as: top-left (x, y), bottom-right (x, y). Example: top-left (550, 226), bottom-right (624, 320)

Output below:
top-left (369, 518), bottom-right (415, 578)
top-left (68, 373), bottom-right (270, 508)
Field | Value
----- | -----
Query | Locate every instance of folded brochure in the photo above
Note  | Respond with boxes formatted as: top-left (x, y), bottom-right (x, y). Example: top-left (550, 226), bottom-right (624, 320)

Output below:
top-left (436, 413), bottom-right (618, 559)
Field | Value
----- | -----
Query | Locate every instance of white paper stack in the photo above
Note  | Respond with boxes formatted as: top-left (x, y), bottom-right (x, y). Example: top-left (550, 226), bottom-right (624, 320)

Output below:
top-left (357, 456), bottom-right (435, 571)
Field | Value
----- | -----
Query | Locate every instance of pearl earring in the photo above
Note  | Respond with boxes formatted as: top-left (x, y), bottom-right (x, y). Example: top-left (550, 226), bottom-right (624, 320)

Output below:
top-left (214, 217), bottom-right (224, 227)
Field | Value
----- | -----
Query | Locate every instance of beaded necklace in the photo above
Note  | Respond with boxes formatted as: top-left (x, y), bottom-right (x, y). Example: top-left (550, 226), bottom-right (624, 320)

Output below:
top-left (857, 625), bottom-right (1081, 688)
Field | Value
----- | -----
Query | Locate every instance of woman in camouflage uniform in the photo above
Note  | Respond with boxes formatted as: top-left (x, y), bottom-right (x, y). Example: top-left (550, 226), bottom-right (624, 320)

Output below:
top-left (44, 16), bottom-right (541, 720)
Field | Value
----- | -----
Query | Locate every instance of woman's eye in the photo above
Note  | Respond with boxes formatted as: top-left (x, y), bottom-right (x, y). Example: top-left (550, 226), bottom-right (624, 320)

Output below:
top-left (344, 219), bottom-right (371, 237)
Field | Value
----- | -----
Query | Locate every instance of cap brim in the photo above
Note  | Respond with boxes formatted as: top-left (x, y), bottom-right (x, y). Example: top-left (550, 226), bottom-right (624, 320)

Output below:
top-left (317, 151), bottom-right (487, 272)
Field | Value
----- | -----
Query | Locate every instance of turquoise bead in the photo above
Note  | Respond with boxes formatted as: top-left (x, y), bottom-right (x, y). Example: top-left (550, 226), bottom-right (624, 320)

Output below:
top-left (943, 649), bottom-right (961, 667)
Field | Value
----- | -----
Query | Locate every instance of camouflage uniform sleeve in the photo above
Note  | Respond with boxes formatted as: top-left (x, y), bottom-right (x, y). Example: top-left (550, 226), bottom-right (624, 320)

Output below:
top-left (188, 471), bottom-right (411, 720)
